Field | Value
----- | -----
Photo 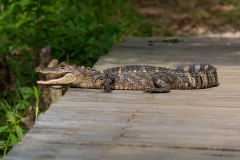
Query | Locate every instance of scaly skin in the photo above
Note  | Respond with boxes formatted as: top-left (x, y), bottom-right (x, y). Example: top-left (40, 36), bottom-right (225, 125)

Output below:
top-left (35, 62), bottom-right (218, 93)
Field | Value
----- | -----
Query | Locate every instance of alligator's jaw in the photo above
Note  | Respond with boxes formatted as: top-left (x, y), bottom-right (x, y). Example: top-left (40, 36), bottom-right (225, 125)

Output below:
top-left (37, 73), bottom-right (77, 85)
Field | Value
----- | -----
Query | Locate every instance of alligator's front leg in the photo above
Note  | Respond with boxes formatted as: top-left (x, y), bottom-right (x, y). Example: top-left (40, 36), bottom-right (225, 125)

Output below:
top-left (103, 74), bottom-right (114, 93)
top-left (143, 74), bottom-right (170, 93)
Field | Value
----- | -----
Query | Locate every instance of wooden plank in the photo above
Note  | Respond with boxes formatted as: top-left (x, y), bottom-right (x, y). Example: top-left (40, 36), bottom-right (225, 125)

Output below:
top-left (6, 142), bottom-right (240, 160)
top-left (4, 38), bottom-right (240, 160)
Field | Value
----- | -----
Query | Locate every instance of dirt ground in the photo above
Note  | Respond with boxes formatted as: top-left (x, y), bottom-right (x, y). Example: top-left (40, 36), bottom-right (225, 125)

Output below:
top-left (134, 0), bottom-right (240, 37)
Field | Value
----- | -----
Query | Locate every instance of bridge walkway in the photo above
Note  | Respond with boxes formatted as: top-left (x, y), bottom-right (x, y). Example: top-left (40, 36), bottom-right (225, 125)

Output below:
top-left (4, 38), bottom-right (240, 160)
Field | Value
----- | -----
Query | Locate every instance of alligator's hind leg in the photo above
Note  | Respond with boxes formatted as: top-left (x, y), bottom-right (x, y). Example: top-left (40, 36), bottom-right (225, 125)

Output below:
top-left (103, 74), bottom-right (114, 93)
top-left (143, 74), bottom-right (170, 93)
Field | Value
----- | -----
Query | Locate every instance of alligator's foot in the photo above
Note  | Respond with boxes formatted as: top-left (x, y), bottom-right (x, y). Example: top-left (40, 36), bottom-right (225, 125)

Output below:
top-left (102, 90), bottom-right (111, 93)
top-left (102, 87), bottom-right (112, 93)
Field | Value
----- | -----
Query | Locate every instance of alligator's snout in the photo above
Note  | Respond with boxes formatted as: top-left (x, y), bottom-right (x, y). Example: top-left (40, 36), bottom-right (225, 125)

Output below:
top-left (35, 66), bottom-right (62, 74)
top-left (35, 66), bottom-right (54, 73)
top-left (35, 62), bottom-right (79, 85)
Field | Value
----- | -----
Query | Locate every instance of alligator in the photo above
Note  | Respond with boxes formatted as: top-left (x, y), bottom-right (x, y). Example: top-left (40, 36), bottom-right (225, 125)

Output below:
top-left (35, 61), bottom-right (218, 93)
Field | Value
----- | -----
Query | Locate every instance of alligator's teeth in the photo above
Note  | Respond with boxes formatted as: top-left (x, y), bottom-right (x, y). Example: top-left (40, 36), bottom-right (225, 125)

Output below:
top-left (50, 85), bottom-right (63, 89)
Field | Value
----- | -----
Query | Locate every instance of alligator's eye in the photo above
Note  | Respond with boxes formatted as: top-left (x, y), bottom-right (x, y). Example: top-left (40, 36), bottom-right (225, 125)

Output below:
top-left (59, 62), bottom-right (67, 67)
top-left (59, 64), bottom-right (65, 67)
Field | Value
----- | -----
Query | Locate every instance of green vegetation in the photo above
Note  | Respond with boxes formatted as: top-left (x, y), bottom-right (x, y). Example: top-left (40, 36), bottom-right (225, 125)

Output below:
top-left (0, 0), bottom-right (152, 88)
top-left (0, 83), bottom-right (41, 159)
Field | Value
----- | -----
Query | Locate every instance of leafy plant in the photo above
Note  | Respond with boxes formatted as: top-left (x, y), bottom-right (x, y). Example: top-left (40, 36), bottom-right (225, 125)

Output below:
top-left (0, 109), bottom-right (26, 157)
top-left (0, 84), bottom-right (41, 158)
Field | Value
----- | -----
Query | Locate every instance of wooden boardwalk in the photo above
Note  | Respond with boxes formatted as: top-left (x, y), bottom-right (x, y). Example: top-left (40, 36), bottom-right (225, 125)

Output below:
top-left (4, 38), bottom-right (240, 160)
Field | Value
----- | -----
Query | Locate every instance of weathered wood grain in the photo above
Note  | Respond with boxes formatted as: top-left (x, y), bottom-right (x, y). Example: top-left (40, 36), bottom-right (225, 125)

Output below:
top-left (4, 38), bottom-right (240, 160)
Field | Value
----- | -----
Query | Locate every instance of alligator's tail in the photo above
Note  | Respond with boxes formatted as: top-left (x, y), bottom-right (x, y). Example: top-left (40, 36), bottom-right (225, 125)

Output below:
top-left (171, 64), bottom-right (218, 89)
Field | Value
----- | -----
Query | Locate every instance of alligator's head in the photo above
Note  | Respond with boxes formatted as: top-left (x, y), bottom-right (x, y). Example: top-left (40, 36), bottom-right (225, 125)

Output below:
top-left (35, 62), bottom-right (79, 87)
